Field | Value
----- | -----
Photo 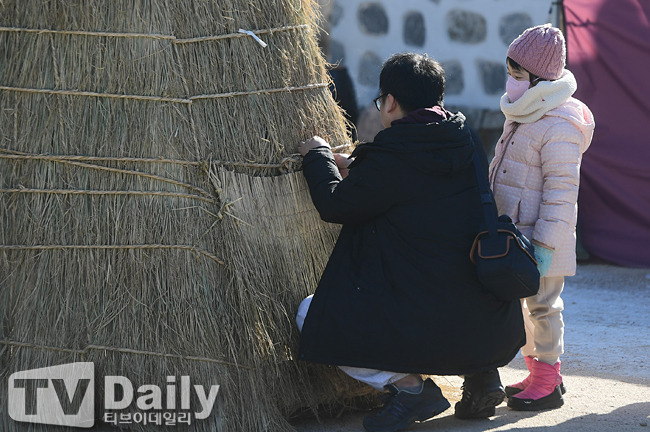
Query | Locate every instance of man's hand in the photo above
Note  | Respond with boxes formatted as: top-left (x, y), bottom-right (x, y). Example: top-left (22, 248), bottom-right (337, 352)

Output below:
top-left (298, 136), bottom-right (330, 156)
top-left (333, 153), bottom-right (354, 179)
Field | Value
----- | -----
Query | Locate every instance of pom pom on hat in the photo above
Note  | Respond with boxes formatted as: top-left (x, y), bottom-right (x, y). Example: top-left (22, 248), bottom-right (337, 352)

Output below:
top-left (507, 23), bottom-right (566, 80)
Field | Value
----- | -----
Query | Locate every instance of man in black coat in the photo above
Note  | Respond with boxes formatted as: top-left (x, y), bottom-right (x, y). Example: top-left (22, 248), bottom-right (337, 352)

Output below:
top-left (297, 53), bottom-right (525, 432)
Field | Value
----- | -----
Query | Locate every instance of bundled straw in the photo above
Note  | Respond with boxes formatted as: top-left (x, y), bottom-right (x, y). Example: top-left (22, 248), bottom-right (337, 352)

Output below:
top-left (0, 1), bottom-right (373, 431)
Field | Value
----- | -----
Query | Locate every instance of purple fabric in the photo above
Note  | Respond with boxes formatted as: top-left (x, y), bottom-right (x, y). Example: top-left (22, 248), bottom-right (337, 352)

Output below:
top-left (565, 0), bottom-right (650, 267)
top-left (392, 106), bottom-right (452, 126)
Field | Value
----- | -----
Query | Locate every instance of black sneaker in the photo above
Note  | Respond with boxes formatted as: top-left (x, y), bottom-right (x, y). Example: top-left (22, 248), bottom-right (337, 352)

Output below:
top-left (507, 385), bottom-right (564, 411)
top-left (363, 378), bottom-right (451, 432)
top-left (454, 369), bottom-right (506, 419)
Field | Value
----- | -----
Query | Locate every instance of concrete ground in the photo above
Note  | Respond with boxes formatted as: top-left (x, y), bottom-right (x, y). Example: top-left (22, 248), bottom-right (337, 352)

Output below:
top-left (293, 263), bottom-right (650, 432)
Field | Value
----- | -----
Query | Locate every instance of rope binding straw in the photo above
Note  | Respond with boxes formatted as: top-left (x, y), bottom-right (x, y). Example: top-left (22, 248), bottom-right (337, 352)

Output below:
top-left (1, 339), bottom-right (252, 369)
top-left (0, 24), bottom-right (324, 103)
top-left (0, 244), bottom-right (226, 267)
top-left (0, 83), bottom-right (329, 104)
top-left (0, 24), bottom-right (309, 44)
top-left (0, 144), bottom-right (354, 171)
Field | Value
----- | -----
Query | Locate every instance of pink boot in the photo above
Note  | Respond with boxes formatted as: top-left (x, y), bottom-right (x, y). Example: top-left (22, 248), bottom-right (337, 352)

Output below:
top-left (507, 359), bottom-right (564, 411)
top-left (505, 356), bottom-right (535, 397)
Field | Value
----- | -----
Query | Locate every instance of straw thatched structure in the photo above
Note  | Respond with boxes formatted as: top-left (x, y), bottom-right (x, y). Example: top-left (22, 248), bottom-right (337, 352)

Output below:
top-left (0, 1), bottom-right (375, 430)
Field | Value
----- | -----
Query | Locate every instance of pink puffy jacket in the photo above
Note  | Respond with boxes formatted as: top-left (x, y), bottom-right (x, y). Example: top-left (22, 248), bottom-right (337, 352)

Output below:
top-left (489, 98), bottom-right (595, 277)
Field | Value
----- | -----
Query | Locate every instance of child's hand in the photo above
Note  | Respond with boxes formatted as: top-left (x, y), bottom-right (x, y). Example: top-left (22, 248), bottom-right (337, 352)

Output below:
top-left (333, 153), bottom-right (354, 179)
top-left (298, 136), bottom-right (330, 156)
top-left (533, 243), bottom-right (554, 277)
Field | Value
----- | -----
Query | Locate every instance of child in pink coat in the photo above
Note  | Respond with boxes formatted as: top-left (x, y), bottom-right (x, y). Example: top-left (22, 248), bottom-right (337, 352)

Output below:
top-left (489, 24), bottom-right (595, 411)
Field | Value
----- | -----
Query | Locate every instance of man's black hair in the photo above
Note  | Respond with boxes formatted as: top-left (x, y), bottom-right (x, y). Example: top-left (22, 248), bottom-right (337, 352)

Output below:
top-left (379, 53), bottom-right (445, 113)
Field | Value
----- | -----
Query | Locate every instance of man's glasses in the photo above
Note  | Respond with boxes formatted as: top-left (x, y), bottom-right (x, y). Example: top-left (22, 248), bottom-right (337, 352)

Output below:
top-left (373, 95), bottom-right (384, 111)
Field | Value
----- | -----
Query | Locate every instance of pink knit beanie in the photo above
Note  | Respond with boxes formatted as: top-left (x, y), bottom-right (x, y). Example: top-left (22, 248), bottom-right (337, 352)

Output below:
top-left (507, 23), bottom-right (566, 80)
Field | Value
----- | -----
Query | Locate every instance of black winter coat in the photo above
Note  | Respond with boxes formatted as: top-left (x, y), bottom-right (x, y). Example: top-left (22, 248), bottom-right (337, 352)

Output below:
top-left (299, 113), bottom-right (525, 375)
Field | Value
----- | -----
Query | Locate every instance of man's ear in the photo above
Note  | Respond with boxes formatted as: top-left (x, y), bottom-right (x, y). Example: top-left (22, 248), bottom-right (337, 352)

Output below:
top-left (384, 94), bottom-right (399, 113)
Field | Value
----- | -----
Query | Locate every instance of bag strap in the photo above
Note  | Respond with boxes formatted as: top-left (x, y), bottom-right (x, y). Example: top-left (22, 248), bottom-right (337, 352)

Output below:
top-left (470, 139), bottom-right (499, 237)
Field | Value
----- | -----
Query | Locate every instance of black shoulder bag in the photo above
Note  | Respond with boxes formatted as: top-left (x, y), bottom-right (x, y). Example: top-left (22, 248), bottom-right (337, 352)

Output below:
top-left (469, 149), bottom-right (540, 300)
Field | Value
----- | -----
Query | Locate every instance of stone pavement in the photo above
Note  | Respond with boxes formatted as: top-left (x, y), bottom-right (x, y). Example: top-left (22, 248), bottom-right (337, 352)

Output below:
top-left (293, 264), bottom-right (650, 432)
